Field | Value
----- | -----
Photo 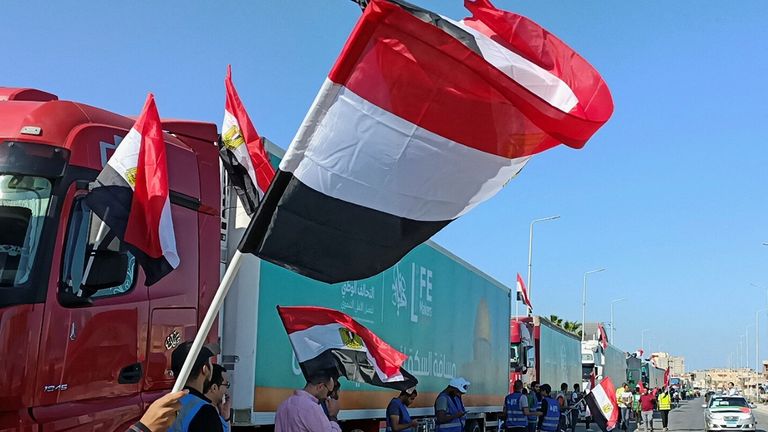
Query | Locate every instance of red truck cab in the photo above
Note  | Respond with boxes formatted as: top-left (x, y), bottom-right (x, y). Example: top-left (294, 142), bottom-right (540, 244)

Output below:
top-left (0, 88), bottom-right (220, 431)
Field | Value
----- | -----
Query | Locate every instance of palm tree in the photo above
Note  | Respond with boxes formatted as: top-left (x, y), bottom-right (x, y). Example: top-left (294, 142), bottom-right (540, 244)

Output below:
top-left (549, 314), bottom-right (564, 327)
top-left (563, 321), bottom-right (583, 338)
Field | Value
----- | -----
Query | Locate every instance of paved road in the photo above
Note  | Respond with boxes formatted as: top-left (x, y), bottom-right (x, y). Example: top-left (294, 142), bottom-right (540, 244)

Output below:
top-left (568, 397), bottom-right (768, 432)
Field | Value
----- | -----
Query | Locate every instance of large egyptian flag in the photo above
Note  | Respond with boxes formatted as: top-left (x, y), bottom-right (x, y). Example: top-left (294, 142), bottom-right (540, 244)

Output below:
top-left (85, 94), bottom-right (179, 286)
top-left (277, 306), bottom-right (418, 391)
top-left (585, 377), bottom-right (619, 432)
top-left (220, 65), bottom-right (276, 215)
top-left (239, 0), bottom-right (613, 283)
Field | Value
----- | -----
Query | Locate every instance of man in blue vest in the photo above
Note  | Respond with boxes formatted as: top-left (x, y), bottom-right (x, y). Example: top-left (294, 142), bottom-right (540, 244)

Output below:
top-left (537, 384), bottom-right (561, 432)
top-left (434, 377), bottom-right (469, 431)
top-left (168, 341), bottom-right (223, 432)
top-left (386, 387), bottom-right (419, 431)
top-left (504, 380), bottom-right (541, 432)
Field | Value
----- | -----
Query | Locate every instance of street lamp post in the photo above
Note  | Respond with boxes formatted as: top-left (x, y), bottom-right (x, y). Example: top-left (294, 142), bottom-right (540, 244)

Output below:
top-left (757, 309), bottom-right (767, 374)
top-left (582, 268), bottom-right (606, 342)
top-left (738, 336), bottom-right (744, 369)
top-left (610, 298), bottom-right (626, 345)
top-left (746, 325), bottom-right (754, 370)
top-left (526, 215), bottom-right (560, 316)
top-left (641, 329), bottom-right (651, 357)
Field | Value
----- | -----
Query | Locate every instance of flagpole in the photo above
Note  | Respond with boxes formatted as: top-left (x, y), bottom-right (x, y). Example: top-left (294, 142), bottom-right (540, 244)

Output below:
top-left (172, 249), bottom-right (245, 392)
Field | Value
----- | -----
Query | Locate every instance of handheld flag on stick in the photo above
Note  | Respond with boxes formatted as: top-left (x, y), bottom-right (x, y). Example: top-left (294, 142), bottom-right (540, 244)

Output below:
top-left (219, 65), bottom-right (276, 215)
top-left (584, 377), bottom-right (619, 431)
top-left (277, 306), bottom-right (418, 391)
top-left (516, 273), bottom-right (532, 311)
top-left (664, 367), bottom-right (670, 388)
top-left (85, 93), bottom-right (178, 286)
top-left (238, 0), bottom-right (614, 283)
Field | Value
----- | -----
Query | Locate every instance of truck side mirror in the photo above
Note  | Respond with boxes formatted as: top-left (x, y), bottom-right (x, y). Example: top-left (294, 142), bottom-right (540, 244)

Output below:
top-left (81, 250), bottom-right (129, 294)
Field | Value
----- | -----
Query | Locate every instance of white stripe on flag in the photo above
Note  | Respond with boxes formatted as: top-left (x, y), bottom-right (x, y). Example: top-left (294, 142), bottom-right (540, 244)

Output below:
top-left (288, 323), bottom-right (365, 362)
top-left (106, 128), bottom-right (141, 189)
top-left (159, 197), bottom-right (179, 268)
top-left (592, 382), bottom-right (616, 423)
top-left (451, 17), bottom-right (579, 113)
top-left (288, 323), bottom-right (406, 383)
top-left (222, 110), bottom-right (263, 197)
top-left (280, 79), bottom-right (530, 222)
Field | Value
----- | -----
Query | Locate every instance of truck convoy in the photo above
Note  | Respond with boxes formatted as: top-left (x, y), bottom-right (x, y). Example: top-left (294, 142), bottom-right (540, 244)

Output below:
top-left (642, 362), bottom-right (666, 389)
top-left (0, 88), bottom-right (510, 431)
top-left (581, 339), bottom-right (628, 390)
top-left (509, 316), bottom-right (582, 391)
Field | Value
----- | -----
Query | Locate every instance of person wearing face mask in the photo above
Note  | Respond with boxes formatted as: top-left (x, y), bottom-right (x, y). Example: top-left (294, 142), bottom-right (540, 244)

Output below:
top-left (275, 370), bottom-right (342, 432)
top-left (168, 341), bottom-right (224, 432)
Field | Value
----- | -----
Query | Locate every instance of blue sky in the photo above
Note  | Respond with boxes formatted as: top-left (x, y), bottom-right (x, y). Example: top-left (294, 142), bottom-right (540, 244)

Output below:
top-left (4, 1), bottom-right (768, 371)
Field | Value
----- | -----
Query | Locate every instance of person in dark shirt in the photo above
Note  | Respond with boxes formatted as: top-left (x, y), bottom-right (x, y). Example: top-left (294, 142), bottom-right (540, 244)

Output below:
top-left (167, 341), bottom-right (224, 432)
top-left (386, 387), bottom-right (419, 431)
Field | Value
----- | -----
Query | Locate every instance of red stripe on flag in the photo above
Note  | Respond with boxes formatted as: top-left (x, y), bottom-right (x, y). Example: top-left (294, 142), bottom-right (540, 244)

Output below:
top-left (278, 306), bottom-right (407, 378)
top-left (225, 65), bottom-right (275, 193)
top-left (327, 0), bottom-right (612, 159)
top-left (462, 0), bottom-right (613, 132)
top-left (516, 273), bottom-right (532, 310)
top-left (599, 376), bottom-right (620, 429)
top-left (124, 94), bottom-right (168, 259)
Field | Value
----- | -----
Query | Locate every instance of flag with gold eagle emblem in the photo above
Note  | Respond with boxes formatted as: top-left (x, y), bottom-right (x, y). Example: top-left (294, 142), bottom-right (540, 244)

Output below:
top-left (219, 65), bottom-right (275, 215)
top-left (277, 306), bottom-right (418, 391)
top-left (584, 376), bottom-right (619, 431)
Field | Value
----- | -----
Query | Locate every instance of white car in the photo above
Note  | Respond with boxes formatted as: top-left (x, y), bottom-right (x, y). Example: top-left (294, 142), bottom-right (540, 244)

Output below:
top-left (703, 396), bottom-right (757, 432)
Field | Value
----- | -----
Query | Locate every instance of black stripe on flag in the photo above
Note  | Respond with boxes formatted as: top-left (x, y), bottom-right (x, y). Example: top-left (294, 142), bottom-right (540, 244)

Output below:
top-left (390, 0), bottom-right (482, 55)
top-left (85, 165), bottom-right (174, 286)
top-left (300, 349), bottom-right (418, 392)
top-left (238, 170), bottom-right (449, 283)
top-left (219, 141), bottom-right (261, 216)
top-left (585, 390), bottom-right (616, 432)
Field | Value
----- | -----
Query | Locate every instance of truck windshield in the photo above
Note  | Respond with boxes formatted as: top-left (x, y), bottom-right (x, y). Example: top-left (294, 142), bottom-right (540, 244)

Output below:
top-left (0, 175), bottom-right (51, 287)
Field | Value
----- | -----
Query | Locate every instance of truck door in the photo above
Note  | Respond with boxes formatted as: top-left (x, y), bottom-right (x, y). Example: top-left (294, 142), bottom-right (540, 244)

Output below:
top-left (33, 184), bottom-right (149, 430)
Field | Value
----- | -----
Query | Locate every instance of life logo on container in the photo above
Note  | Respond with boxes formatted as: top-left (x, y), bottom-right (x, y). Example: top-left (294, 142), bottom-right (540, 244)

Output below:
top-left (390, 263), bottom-right (433, 323)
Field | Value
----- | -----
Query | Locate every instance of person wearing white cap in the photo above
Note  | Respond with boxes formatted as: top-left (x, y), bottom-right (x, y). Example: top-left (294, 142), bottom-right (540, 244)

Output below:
top-left (434, 377), bottom-right (469, 431)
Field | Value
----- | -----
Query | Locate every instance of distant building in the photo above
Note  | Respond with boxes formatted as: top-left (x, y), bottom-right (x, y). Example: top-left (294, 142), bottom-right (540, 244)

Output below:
top-left (651, 352), bottom-right (686, 376)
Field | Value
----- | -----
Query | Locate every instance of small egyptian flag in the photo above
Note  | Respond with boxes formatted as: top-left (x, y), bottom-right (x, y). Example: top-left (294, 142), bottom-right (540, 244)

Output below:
top-left (220, 65), bottom-right (276, 215)
top-left (277, 306), bottom-right (417, 391)
top-left (516, 273), bottom-right (532, 311)
top-left (585, 377), bottom-right (619, 431)
top-left (85, 94), bottom-right (178, 286)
